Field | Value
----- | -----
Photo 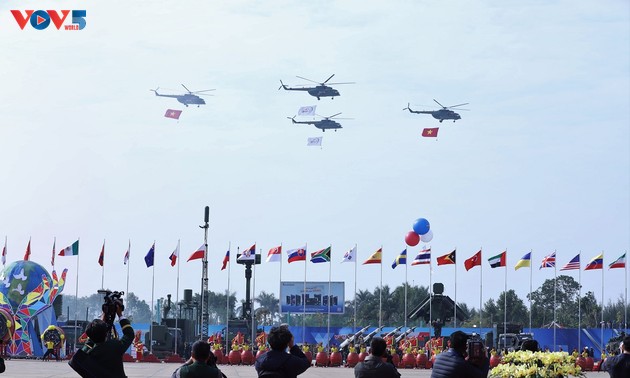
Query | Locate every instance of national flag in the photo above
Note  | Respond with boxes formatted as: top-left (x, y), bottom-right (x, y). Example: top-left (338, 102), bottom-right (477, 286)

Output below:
top-left (422, 128), bottom-right (439, 137)
top-left (341, 246), bottom-right (356, 263)
top-left (585, 253), bottom-right (604, 270)
top-left (123, 241), bottom-right (130, 265)
top-left (608, 253), bottom-right (626, 269)
top-left (169, 243), bottom-right (179, 267)
top-left (560, 254), bottom-right (580, 271)
top-left (287, 246), bottom-right (307, 263)
top-left (436, 250), bottom-right (456, 266)
top-left (221, 250), bottom-right (230, 270)
top-left (144, 243), bottom-right (155, 268)
top-left (51, 239), bottom-right (56, 266)
top-left (363, 248), bottom-right (382, 265)
top-left (540, 252), bottom-right (556, 269)
top-left (310, 246), bottom-right (331, 263)
top-left (165, 109), bottom-right (182, 119)
top-left (464, 250), bottom-right (482, 271)
top-left (266, 246), bottom-right (282, 263)
top-left (24, 239), bottom-right (31, 261)
top-left (307, 137), bottom-right (322, 146)
top-left (2, 237), bottom-right (7, 265)
top-left (391, 249), bottom-right (407, 269)
top-left (298, 105), bottom-right (316, 116)
top-left (187, 244), bottom-right (206, 262)
top-left (411, 247), bottom-right (431, 266)
top-left (514, 252), bottom-right (531, 270)
top-left (58, 240), bottom-right (79, 256)
top-left (488, 251), bottom-right (506, 268)
top-left (237, 244), bottom-right (256, 262)
top-left (98, 242), bottom-right (105, 267)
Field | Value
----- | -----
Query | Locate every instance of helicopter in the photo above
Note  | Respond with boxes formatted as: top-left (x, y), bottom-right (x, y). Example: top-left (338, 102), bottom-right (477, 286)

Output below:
top-left (278, 74), bottom-right (354, 100)
top-left (404, 99), bottom-right (469, 122)
top-left (287, 112), bottom-right (349, 132)
top-left (150, 84), bottom-right (215, 107)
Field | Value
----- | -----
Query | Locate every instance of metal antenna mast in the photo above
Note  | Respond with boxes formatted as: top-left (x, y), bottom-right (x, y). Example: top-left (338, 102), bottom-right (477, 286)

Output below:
top-left (199, 206), bottom-right (210, 339)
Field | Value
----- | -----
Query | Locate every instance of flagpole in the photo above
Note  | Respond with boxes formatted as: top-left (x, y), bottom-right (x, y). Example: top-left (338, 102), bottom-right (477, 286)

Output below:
top-left (126, 240), bottom-right (130, 303)
top-left (599, 251), bottom-right (604, 353)
top-left (504, 249), bottom-right (507, 351)
top-left (252, 247), bottom-right (257, 348)
top-left (303, 243), bottom-right (307, 344)
top-left (625, 250), bottom-right (628, 331)
top-left (52, 237), bottom-right (56, 269)
top-left (226, 243), bottom-right (231, 356)
top-left (578, 251), bottom-right (582, 351)
top-left (101, 239), bottom-right (105, 289)
top-left (379, 245), bottom-right (383, 329)
top-left (175, 239), bottom-right (180, 356)
top-left (404, 248), bottom-right (408, 329)
top-left (74, 238), bottom-right (80, 341)
top-left (354, 244), bottom-right (357, 332)
top-left (279, 243), bottom-right (283, 325)
top-left (327, 244), bottom-right (332, 349)
top-left (429, 246), bottom-right (432, 337)
top-left (454, 247), bottom-right (457, 328)
top-left (150, 241), bottom-right (155, 355)
top-left (529, 250), bottom-right (532, 333)
top-left (553, 250), bottom-right (557, 351)
top-left (480, 248), bottom-right (483, 328)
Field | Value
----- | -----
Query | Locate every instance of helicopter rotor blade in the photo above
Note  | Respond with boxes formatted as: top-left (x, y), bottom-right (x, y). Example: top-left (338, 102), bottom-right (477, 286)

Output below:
top-left (325, 82), bottom-right (355, 85)
top-left (322, 74), bottom-right (335, 84)
top-left (328, 112), bottom-right (343, 119)
top-left (181, 84), bottom-right (193, 93)
top-left (447, 103), bottom-right (469, 109)
top-left (296, 76), bottom-right (321, 85)
top-left (433, 99), bottom-right (446, 108)
top-left (192, 89), bottom-right (216, 93)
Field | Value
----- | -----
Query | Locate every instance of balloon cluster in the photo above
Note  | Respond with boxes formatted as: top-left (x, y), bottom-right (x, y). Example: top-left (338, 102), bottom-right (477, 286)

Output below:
top-left (405, 218), bottom-right (433, 246)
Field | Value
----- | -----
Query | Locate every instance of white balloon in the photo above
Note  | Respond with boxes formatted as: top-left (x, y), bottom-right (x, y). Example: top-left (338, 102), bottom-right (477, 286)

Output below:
top-left (420, 229), bottom-right (433, 242)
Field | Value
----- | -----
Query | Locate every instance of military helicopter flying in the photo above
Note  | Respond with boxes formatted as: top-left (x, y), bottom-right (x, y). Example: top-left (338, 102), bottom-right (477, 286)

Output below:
top-left (278, 74), bottom-right (354, 100)
top-left (150, 84), bottom-right (215, 107)
top-left (404, 99), bottom-right (469, 122)
top-left (287, 112), bottom-right (349, 132)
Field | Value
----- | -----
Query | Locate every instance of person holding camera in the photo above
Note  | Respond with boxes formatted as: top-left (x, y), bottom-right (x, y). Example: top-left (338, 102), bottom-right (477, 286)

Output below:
top-left (80, 302), bottom-right (134, 377)
top-left (171, 340), bottom-right (223, 378)
top-left (601, 335), bottom-right (630, 378)
top-left (430, 331), bottom-right (489, 378)
top-left (254, 325), bottom-right (310, 378)
top-left (354, 337), bottom-right (401, 378)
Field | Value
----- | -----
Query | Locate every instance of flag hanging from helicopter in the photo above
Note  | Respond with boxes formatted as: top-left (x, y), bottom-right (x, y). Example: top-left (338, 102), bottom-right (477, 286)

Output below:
top-left (298, 106), bottom-right (317, 116)
top-left (164, 109), bottom-right (182, 120)
top-left (307, 137), bottom-right (322, 146)
top-left (422, 128), bottom-right (439, 137)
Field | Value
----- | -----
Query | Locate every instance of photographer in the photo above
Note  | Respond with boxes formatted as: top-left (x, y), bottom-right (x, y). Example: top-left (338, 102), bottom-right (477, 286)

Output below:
top-left (431, 331), bottom-right (489, 378)
top-left (254, 325), bottom-right (310, 378)
top-left (171, 341), bottom-right (223, 378)
top-left (78, 296), bottom-right (134, 377)
top-left (601, 335), bottom-right (630, 378)
top-left (354, 337), bottom-right (400, 378)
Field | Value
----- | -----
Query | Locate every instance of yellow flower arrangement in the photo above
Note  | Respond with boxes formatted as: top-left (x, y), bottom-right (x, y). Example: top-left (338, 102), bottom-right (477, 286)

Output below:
top-left (490, 351), bottom-right (585, 378)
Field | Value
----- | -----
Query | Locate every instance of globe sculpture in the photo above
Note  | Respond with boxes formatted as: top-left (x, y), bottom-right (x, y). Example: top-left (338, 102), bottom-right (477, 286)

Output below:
top-left (0, 261), bottom-right (67, 356)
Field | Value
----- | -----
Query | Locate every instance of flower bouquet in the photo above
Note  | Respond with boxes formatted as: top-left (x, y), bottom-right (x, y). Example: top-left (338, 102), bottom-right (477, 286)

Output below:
top-left (490, 350), bottom-right (585, 378)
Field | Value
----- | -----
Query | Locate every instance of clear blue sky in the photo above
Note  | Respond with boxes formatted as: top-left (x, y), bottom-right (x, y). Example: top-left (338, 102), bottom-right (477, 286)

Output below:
top-left (0, 1), bottom-right (628, 321)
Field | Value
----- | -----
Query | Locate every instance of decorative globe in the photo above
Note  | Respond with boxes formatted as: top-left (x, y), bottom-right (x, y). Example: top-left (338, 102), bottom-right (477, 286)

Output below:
top-left (0, 261), bottom-right (52, 311)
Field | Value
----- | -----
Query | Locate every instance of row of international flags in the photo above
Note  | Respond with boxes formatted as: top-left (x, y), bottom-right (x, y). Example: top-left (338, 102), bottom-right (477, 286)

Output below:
top-left (4, 236), bottom-right (626, 273)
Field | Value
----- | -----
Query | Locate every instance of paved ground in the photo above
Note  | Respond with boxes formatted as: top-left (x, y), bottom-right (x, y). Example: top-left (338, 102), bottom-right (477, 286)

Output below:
top-left (3, 360), bottom-right (612, 378)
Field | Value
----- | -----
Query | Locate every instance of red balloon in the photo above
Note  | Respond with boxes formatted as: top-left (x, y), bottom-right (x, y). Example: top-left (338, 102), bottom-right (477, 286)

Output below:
top-left (405, 231), bottom-right (420, 246)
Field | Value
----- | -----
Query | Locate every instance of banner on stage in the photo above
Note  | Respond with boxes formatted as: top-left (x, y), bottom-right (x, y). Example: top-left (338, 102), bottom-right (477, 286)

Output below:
top-left (280, 281), bottom-right (345, 314)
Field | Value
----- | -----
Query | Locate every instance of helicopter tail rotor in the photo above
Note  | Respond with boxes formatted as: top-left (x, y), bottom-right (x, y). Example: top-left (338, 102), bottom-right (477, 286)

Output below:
top-left (287, 116), bottom-right (297, 123)
top-left (403, 102), bottom-right (411, 111)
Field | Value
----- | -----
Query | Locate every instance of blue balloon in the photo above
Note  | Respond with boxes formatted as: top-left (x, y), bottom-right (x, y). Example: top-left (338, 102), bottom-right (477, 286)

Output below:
top-left (413, 218), bottom-right (431, 235)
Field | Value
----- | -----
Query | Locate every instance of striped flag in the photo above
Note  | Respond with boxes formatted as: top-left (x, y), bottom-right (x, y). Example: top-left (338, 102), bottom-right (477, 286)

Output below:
top-left (411, 247), bottom-right (431, 266)
top-left (488, 251), bottom-right (506, 268)
top-left (608, 253), bottom-right (626, 269)
top-left (363, 248), bottom-right (382, 264)
top-left (514, 252), bottom-right (531, 270)
top-left (169, 243), bottom-right (179, 267)
top-left (560, 254), bottom-right (580, 271)
top-left (59, 240), bottom-right (79, 256)
top-left (221, 250), bottom-right (230, 270)
top-left (585, 253), bottom-right (603, 270)
top-left (266, 246), bottom-right (282, 263)
top-left (98, 242), bottom-right (105, 267)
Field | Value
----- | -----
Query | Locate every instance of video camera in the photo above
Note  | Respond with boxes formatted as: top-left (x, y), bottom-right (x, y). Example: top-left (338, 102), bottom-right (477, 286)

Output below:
top-left (97, 290), bottom-right (124, 332)
top-left (466, 333), bottom-right (486, 365)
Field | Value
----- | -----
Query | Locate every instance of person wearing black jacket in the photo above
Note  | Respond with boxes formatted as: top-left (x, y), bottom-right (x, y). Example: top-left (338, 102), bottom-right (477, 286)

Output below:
top-left (431, 331), bottom-right (489, 378)
top-left (254, 325), bottom-right (310, 378)
top-left (354, 337), bottom-right (400, 378)
top-left (602, 335), bottom-right (630, 378)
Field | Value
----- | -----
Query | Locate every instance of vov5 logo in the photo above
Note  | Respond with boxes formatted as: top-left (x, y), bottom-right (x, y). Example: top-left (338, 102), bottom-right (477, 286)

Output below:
top-left (11, 10), bottom-right (86, 30)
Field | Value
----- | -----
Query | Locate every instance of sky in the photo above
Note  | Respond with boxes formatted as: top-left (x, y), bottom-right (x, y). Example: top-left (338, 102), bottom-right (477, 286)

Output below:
top-left (0, 1), bottom-right (629, 323)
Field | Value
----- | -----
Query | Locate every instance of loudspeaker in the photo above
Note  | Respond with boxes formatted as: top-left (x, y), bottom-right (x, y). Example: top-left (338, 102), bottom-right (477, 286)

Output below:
top-left (184, 289), bottom-right (193, 303)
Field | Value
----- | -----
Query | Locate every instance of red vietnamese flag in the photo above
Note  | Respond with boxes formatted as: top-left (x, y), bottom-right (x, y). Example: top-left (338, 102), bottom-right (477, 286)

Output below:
top-left (422, 128), bottom-right (439, 137)
top-left (23, 238), bottom-right (31, 261)
top-left (464, 250), bottom-right (482, 271)
top-left (187, 244), bottom-right (206, 262)
top-left (436, 249), bottom-right (456, 265)
top-left (165, 109), bottom-right (182, 120)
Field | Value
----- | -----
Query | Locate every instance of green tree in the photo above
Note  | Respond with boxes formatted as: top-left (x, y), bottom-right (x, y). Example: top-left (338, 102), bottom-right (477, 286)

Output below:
top-left (581, 291), bottom-right (601, 327)
top-left (255, 291), bottom-right (279, 325)
top-left (496, 289), bottom-right (528, 325)
top-left (529, 275), bottom-right (581, 327)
